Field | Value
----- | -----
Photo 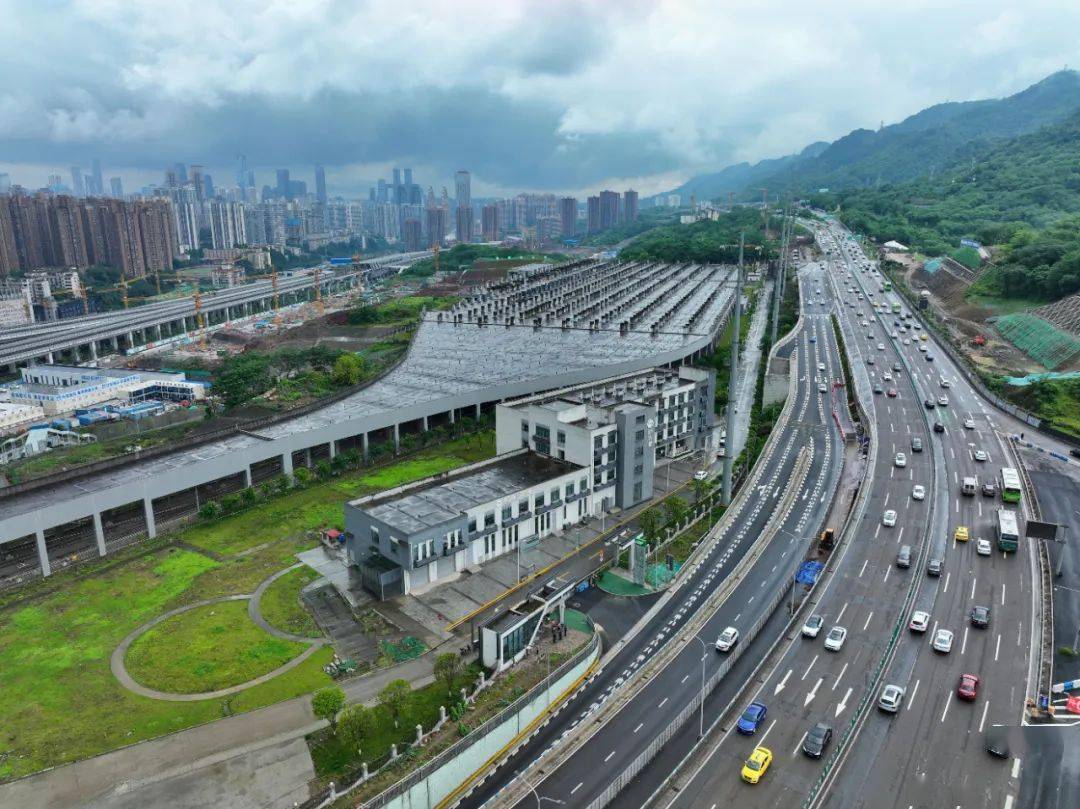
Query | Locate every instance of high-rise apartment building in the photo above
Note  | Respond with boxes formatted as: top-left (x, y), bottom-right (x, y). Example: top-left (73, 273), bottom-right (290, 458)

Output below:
top-left (209, 201), bottom-right (247, 249)
top-left (559, 197), bottom-right (577, 238)
top-left (481, 204), bottom-right (500, 241)
top-left (315, 165), bottom-right (327, 204)
top-left (109, 177), bottom-right (124, 198)
top-left (235, 154), bottom-right (248, 188)
top-left (275, 168), bottom-right (290, 199)
top-left (90, 158), bottom-right (104, 196)
top-left (587, 196), bottom-right (601, 233)
top-left (402, 218), bottom-right (422, 252)
top-left (70, 167), bottom-right (85, 197)
top-left (623, 189), bottom-right (639, 222)
top-left (0, 200), bottom-right (19, 277)
top-left (455, 170), bottom-right (471, 210)
top-left (190, 165), bottom-right (206, 203)
top-left (456, 205), bottom-right (474, 244)
top-left (425, 207), bottom-right (447, 248)
top-left (599, 190), bottom-right (620, 229)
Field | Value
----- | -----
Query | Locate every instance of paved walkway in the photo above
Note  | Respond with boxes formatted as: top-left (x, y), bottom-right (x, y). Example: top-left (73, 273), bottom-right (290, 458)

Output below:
top-left (249, 562), bottom-right (324, 643)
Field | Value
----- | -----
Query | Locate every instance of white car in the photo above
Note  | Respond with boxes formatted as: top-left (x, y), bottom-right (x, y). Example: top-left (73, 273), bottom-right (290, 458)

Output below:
top-left (912, 484), bottom-right (926, 500)
top-left (932, 629), bottom-right (954, 653)
top-left (903, 338), bottom-right (911, 346)
top-left (818, 383), bottom-right (828, 393)
top-left (937, 395), bottom-right (949, 406)
top-left (818, 362), bottom-right (826, 372)
top-left (918, 343), bottom-right (928, 352)
top-left (964, 417), bottom-right (976, 429)
top-left (883, 372), bottom-right (893, 382)
top-left (693, 470), bottom-right (708, 481)
top-left (909, 610), bottom-right (930, 633)
top-left (824, 625), bottom-right (848, 651)
top-left (882, 509), bottom-right (898, 527)
top-left (973, 449), bottom-right (989, 462)
top-left (877, 342), bottom-right (886, 351)
top-left (976, 538), bottom-right (993, 556)
top-left (715, 626), bottom-right (739, 652)
top-left (940, 377), bottom-right (952, 388)
top-left (802, 614), bottom-right (825, 638)
top-left (894, 452), bottom-right (907, 468)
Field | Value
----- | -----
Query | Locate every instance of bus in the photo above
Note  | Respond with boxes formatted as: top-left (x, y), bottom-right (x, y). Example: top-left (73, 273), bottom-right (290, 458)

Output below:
top-left (883, 280), bottom-right (893, 292)
top-left (1001, 467), bottom-right (1022, 503)
top-left (996, 508), bottom-right (1020, 553)
top-left (891, 302), bottom-right (902, 314)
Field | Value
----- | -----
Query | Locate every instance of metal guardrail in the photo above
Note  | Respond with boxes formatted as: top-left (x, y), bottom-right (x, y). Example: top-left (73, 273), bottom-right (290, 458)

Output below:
top-left (1014, 451), bottom-right (1055, 708)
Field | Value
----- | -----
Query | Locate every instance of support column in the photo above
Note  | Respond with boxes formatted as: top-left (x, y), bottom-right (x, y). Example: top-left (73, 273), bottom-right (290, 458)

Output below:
top-left (282, 451), bottom-right (294, 478)
top-left (722, 233), bottom-right (744, 507)
top-left (475, 403), bottom-right (481, 419)
top-left (155, 324), bottom-right (163, 341)
top-left (329, 440), bottom-right (337, 459)
top-left (244, 466), bottom-right (252, 488)
top-left (93, 512), bottom-right (106, 556)
top-left (422, 415), bottom-right (429, 432)
top-left (35, 529), bottom-right (51, 577)
top-left (88, 341), bottom-right (98, 361)
top-left (46, 351), bottom-right (55, 364)
top-left (449, 409), bottom-right (456, 424)
top-left (126, 331), bottom-right (135, 350)
top-left (110, 336), bottom-right (118, 352)
top-left (143, 497), bottom-right (157, 538)
top-left (362, 432), bottom-right (369, 460)
top-left (393, 423), bottom-right (401, 452)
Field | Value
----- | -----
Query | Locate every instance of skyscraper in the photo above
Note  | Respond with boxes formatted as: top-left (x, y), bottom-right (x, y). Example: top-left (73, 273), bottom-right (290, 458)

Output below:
top-left (315, 165), bottom-right (327, 204)
top-left (402, 218), bottom-right (422, 252)
top-left (454, 170), bottom-right (471, 209)
top-left (70, 167), bottom-right (85, 197)
top-left (481, 204), bottom-right (500, 241)
top-left (109, 177), bottom-right (124, 198)
top-left (456, 205), bottom-right (474, 244)
top-left (275, 168), bottom-right (290, 199)
top-left (90, 158), bottom-right (104, 196)
top-left (425, 207), bottom-right (447, 248)
top-left (587, 196), bottom-right (601, 233)
top-left (235, 154), bottom-right (248, 188)
top-left (190, 165), bottom-right (206, 202)
top-left (392, 168), bottom-right (403, 205)
top-left (559, 197), bottom-right (577, 238)
top-left (623, 190), bottom-right (639, 222)
top-left (599, 190), bottom-right (620, 229)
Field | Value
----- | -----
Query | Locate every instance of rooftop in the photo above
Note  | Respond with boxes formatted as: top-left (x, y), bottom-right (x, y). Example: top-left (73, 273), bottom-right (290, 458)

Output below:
top-left (353, 450), bottom-right (583, 536)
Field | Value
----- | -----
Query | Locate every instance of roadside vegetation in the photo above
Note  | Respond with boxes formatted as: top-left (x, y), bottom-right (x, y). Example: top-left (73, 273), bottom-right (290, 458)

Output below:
top-left (576, 207), bottom-right (680, 247)
top-left (401, 244), bottom-right (565, 279)
top-left (619, 207), bottom-right (777, 264)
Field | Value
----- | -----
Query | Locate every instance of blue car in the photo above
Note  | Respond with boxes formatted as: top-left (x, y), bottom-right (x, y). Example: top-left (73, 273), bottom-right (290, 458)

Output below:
top-left (737, 701), bottom-right (767, 735)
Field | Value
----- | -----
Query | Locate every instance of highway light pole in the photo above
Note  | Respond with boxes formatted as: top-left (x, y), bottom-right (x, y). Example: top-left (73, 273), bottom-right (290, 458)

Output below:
top-left (691, 635), bottom-right (708, 737)
top-left (722, 233), bottom-right (744, 507)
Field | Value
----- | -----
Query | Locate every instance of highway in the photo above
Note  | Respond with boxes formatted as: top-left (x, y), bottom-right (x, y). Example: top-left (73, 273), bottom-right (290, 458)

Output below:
top-left (655, 220), bottom-right (1036, 809)
top-left (461, 257), bottom-right (846, 808)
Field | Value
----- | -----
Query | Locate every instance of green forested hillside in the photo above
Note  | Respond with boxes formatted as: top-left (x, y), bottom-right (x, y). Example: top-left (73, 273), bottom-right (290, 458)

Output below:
top-left (619, 208), bottom-right (774, 263)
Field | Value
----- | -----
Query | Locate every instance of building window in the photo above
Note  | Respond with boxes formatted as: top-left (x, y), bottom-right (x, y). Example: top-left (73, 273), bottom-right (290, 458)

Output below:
top-left (535, 425), bottom-right (550, 439)
top-left (636, 414), bottom-right (645, 424)
top-left (580, 477), bottom-right (588, 491)
top-left (370, 526), bottom-right (380, 547)
top-left (502, 505), bottom-right (512, 521)
top-left (634, 464), bottom-right (644, 476)
top-left (535, 493), bottom-right (545, 508)
top-left (565, 483), bottom-right (574, 499)
top-left (468, 517), bottom-right (477, 533)
top-left (413, 538), bottom-right (435, 565)
top-left (633, 481), bottom-right (643, 501)
top-left (609, 431), bottom-right (618, 443)
top-left (557, 430), bottom-right (566, 445)
top-left (521, 419), bottom-right (529, 432)
top-left (593, 473), bottom-right (602, 486)
top-left (551, 487), bottom-right (561, 502)
top-left (484, 511), bottom-right (496, 527)
top-left (594, 435), bottom-right (603, 449)
top-left (635, 429), bottom-right (645, 441)
top-left (634, 446), bottom-right (644, 457)
top-left (557, 449), bottom-right (565, 460)
top-left (519, 498), bottom-right (529, 514)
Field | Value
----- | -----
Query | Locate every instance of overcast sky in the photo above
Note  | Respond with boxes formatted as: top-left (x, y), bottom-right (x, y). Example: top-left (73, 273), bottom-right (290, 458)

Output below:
top-left (2, 0), bottom-right (1079, 198)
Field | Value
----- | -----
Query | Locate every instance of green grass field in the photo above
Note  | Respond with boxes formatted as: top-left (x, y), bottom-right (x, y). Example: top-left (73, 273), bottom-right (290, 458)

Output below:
top-left (125, 600), bottom-right (307, 694)
top-left (260, 566), bottom-right (322, 637)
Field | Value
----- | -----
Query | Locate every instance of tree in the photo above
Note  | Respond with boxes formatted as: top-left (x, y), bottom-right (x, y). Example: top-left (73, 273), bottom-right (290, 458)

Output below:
top-left (332, 353), bottom-right (365, 386)
top-left (663, 496), bottom-right (689, 530)
top-left (434, 652), bottom-right (463, 697)
top-left (312, 686), bottom-right (346, 731)
top-left (339, 703), bottom-right (376, 750)
top-left (691, 477), bottom-right (710, 506)
top-left (292, 466), bottom-right (313, 486)
top-left (378, 679), bottom-right (412, 728)
top-left (638, 507), bottom-right (663, 545)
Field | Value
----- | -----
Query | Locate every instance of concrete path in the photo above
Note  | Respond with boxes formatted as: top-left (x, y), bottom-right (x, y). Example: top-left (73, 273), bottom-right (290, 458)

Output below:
top-left (249, 562), bottom-right (324, 643)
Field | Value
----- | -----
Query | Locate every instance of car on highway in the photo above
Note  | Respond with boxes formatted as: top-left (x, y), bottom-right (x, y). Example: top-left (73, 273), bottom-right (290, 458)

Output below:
top-left (937, 395), bottom-right (949, 406)
top-left (877, 342), bottom-right (885, 351)
top-left (716, 626), bottom-right (739, 652)
top-left (866, 356), bottom-right (875, 365)
top-left (918, 343), bottom-right (928, 353)
top-left (903, 338), bottom-right (911, 345)
top-left (912, 484), bottom-right (926, 500)
top-left (973, 449), bottom-right (989, 462)
top-left (878, 684), bottom-right (905, 713)
top-left (924, 398), bottom-right (936, 409)
top-left (882, 509), bottom-right (898, 527)
top-left (883, 372), bottom-right (893, 382)
top-left (933, 422), bottom-right (945, 433)
top-left (818, 362), bottom-right (826, 372)
top-left (964, 417), bottom-right (976, 429)
top-left (954, 525), bottom-right (970, 542)
top-left (824, 626), bottom-right (848, 651)
top-left (927, 557), bottom-right (943, 577)
top-left (737, 701), bottom-right (768, 734)
top-left (932, 628), bottom-right (954, 653)
top-left (741, 746), bottom-right (773, 784)
top-left (970, 605), bottom-right (991, 628)
top-left (926, 354), bottom-right (935, 362)
top-left (894, 452), bottom-right (907, 468)
top-left (802, 723), bottom-right (833, 758)
top-left (940, 376), bottom-right (952, 388)
top-left (693, 470), bottom-right (708, 481)
top-left (985, 726), bottom-right (1010, 758)
top-left (872, 383), bottom-right (882, 395)
top-left (809, 335), bottom-right (816, 342)
top-left (910, 436), bottom-right (923, 452)
top-left (802, 614), bottom-right (824, 638)
top-left (886, 388), bottom-right (898, 397)
top-left (957, 673), bottom-right (980, 701)
top-left (982, 480), bottom-right (998, 497)
top-left (909, 610), bottom-right (930, 633)
top-left (892, 362), bottom-right (902, 372)
top-left (976, 538), bottom-right (993, 556)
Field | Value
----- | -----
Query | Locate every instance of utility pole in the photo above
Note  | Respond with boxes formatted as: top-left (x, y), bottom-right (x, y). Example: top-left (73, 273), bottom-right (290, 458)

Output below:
top-left (770, 206), bottom-right (791, 347)
top-left (722, 232), bottom-right (744, 507)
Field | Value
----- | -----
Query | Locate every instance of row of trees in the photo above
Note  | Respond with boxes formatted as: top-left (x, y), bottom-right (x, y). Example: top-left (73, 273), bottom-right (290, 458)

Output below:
top-left (211, 345), bottom-right (370, 409)
top-left (619, 208), bottom-right (776, 264)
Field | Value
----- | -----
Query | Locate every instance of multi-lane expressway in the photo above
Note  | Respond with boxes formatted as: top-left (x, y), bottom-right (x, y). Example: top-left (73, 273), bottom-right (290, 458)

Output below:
top-left (458, 255), bottom-right (847, 808)
top-left (652, 220), bottom-right (1036, 809)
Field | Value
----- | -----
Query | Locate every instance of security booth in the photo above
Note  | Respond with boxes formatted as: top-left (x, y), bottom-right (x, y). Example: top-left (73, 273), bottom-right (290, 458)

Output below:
top-left (480, 576), bottom-right (575, 672)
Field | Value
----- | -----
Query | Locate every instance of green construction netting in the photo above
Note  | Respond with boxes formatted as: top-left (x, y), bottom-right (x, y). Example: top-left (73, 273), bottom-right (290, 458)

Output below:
top-left (381, 636), bottom-right (426, 662)
top-left (995, 313), bottom-right (1080, 371)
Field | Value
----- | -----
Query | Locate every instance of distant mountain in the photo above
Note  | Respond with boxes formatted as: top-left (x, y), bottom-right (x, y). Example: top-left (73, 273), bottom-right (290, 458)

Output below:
top-left (671, 70), bottom-right (1080, 201)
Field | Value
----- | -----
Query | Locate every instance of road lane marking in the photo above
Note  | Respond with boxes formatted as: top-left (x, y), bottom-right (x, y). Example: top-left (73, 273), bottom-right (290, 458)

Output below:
top-left (634, 722), bottom-right (643, 733)
top-left (863, 611), bottom-right (874, 631)
top-left (897, 527), bottom-right (904, 545)
top-left (835, 687), bottom-right (852, 717)
top-left (571, 782), bottom-right (583, 796)
top-left (971, 577), bottom-right (977, 599)
top-left (1017, 620), bottom-right (1022, 646)
top-left (859, 559), bottom-right (868, 577)
top-left (961, 627), bottom-right (969, 655)
top-left (1005, 796), bottom-right (1014, 809)
top-left (775, 669), bottom-right (792, 695)
top-left (979, 700), bottom-right (990, 733)
top-left (793, 731), bottom-right (808, 757)
top-left (883, 564), bottom-right (891, 584)
top-left (658, 697), bottom-right (668, 708)
top-left (832, 662), bottom-right (849, 690)
top-left (907, 679), bottom-right (920, 710)
top-left (758, 718), bottom-right (778, 746)
top-left (604, 750), bottom-right (615, 763)
top-left (805, 677), bottom-right (823, 706)
top-left (941, 692), bottom-right (951, 723)
top-left (802, 656), bottom-right (818, 681)
top-left (994, 633), bottom-right (1001, 661)
top-left (681, 674), bottom-right (690, 684)
top-left (1011, 757), bottom-right (1021, 779)
top-left (1002, 583), bottom-right (1006, 606)
top-left (837, 602), bottom-right (849, 622)
top-left (944, 572), bottom-right (950, 593)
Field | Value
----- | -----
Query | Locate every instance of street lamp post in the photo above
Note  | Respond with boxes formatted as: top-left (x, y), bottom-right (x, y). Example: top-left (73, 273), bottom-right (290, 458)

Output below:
top-left (690, 635), bottom-right (708, 738)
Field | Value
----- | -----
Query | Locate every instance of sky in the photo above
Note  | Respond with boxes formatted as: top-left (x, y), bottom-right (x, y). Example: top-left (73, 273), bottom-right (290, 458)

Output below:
top-left (2, 0), bottom-right (1079, 199)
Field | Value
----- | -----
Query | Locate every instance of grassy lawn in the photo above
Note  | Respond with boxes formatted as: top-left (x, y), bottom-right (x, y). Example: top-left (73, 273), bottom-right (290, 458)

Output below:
top-left (125, 600), bottom-right (307, 694)
top-left (181, 431), bottom-right (495, 557)
top-left (965, 292), bottom-right (1045, 316)
top-left (260, 566), bottom-right (322, 637)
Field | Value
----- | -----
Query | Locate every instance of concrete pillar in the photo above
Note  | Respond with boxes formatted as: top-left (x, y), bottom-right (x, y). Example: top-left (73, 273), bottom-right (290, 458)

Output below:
top-left (35, 529), bottom-right (51, 577)
top-left (393, 423), bottom-right (400, 452)
top-left (126, 331), bottom-right (135, 349)
top-left (88, 342), bottom-right (97, 361)
top-left (415, 725), bottom-right (423, 745)
top-left (362, 432), bottom-right (369, 459)
top-left (143, 497), bottom-right (157, 538)
top-left (93, 512), bottom-right (106, 556)
top-left (46, 351), bottom-right (55, 364)
top-left (449, 408), bottom-right (456, 424)
top-left (305, 448), bottom-right (312, 468)
top-left (475, 403), bottom-right (482, 419)
top-left (329, 440), bottom-right (337, 459)
top-left (422, 415), bottom-right (429, 432)
top-left (110, 336), bottom-right (119, 351)
top-left (155, 324), bottom-right (162, 341)
top-left (244, 466), bottom-right (252, 488)
top-left (282, 451), bottom-right (294, 477)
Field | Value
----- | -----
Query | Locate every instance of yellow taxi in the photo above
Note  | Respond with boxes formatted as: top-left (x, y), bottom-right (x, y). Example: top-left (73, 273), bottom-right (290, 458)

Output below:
top-left (954, 525), bottom-right (970, 543)
top-left (741, 746), bottom-right (773, 784)
top-left (920, 333), bottom-right (929, 342)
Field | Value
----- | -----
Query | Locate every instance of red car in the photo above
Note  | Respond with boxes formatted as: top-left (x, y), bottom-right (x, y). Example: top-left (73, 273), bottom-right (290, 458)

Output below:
top-left (886, 388), bottom-right (898, 398)
top-left (957, 673), bottom-right (980, 701)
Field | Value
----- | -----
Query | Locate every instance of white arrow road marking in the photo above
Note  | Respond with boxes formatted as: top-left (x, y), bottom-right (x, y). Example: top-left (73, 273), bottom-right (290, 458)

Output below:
top-left (805, 677), bottom-right (823, 706)
top-left (775, 668), bottom-right (792, 695)
top-left (835, 687), bottom-right (853, 717)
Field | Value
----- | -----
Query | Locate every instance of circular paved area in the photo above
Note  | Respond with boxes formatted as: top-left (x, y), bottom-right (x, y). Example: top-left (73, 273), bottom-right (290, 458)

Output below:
top-left (111, 564), bottom-right (326, 702)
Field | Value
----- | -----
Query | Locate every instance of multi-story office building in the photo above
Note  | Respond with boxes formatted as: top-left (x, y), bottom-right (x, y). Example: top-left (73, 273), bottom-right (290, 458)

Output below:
top-left (455, 170), bottom-right (471, 210)
top-left (315, 165), bottom-right (327, 204)
top-left (587, 195), bottom-right (601, 233)
top-left (402, 218), bottom-right (423, 252)
top-left (209, 201), bottom-right (247, 249)
top-left (496, 365), bottom-right (716, 510)
top-left (559, 197), bottom-right (577, 238)
top-left (89, 158), bottom-right (104, 197)
top-left (109, 177), bottom-right (124, 199)
top-left (599, 190), bottom-right (620, 229)
top-left (623, 189), bottom-right (639, 222)
top-left (70, 167), bottom-right (85, 197)
top-left (345, 449), bottom-right (594, 599)
top-left (481, 203), bottom-right (500, 241)
top-left (456, 205), bottom-right (474, 243)
top-left (425, 206), bottom-right (447, 248)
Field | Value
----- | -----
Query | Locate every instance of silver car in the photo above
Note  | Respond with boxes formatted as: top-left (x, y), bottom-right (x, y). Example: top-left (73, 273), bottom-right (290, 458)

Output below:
top-left (932, 629), bottom-right (954, 653)
top-left (879, 684), bottom-right (905, 713)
